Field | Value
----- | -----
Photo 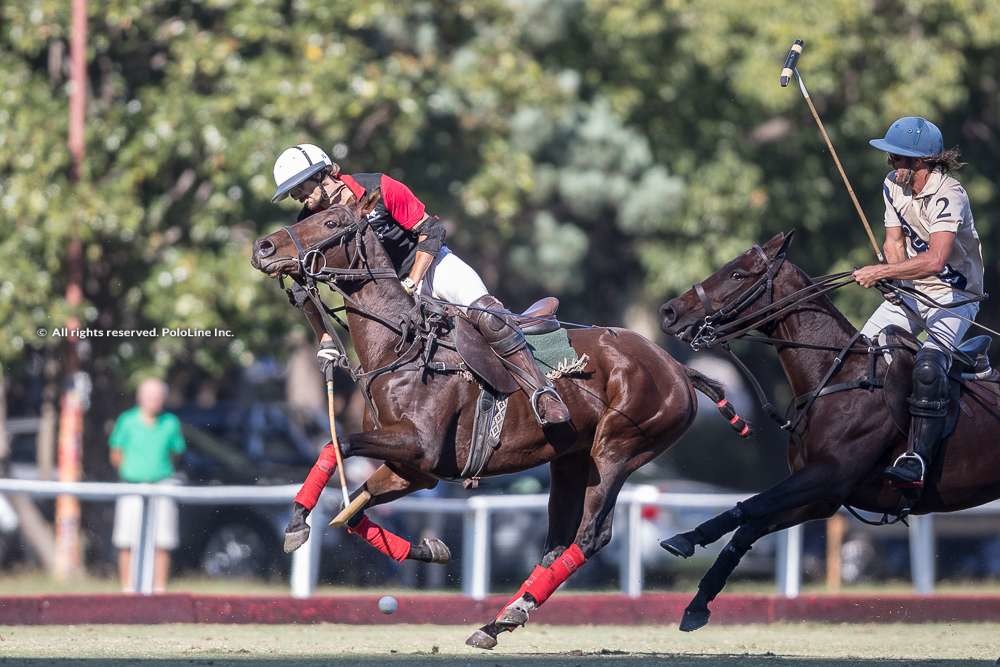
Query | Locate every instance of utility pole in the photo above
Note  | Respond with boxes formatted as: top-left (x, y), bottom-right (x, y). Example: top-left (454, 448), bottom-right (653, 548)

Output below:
top-left (53, 0), bottom-right (89, 580)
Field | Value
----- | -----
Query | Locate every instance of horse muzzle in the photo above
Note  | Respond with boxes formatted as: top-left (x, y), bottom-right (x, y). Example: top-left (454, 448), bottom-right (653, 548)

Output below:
top-left (249, 241), bottom-right (299, 277)
top-left (659, 301), bottom-right (700, 342)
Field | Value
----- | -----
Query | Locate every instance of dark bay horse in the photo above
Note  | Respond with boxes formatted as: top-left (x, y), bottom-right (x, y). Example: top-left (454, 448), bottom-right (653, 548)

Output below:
top-left (658, 231), bottom-right (1000, 631)
top-left (250, 201), bottom-right (746, 648)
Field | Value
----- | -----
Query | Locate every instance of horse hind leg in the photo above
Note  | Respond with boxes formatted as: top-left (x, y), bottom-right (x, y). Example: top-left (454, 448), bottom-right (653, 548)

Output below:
top-left (466, 451), bottom-right (592, 650)
top-left (468, 453), bottom-right (637, 650)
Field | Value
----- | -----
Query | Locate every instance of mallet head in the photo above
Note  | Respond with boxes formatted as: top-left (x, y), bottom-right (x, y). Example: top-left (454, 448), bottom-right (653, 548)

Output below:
top-left (779, 39), bottom-right (804, 87)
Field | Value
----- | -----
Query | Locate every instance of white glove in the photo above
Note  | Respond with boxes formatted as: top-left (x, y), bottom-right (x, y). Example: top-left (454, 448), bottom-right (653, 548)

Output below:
top-left (401, 277), bottom-right (416, 295)
top-left (317, 346), bottom-right (342, 376)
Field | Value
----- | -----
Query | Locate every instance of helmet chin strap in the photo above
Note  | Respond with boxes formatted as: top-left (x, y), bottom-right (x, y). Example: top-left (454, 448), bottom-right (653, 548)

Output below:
top-left (318, 179), bottom-right (351, 208)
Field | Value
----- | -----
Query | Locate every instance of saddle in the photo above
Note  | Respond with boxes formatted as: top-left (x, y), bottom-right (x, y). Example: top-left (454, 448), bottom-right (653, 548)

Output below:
top-left (454, 297), bottom-right (561, 394)
top-left (879, 326), bottom-right (995, 439)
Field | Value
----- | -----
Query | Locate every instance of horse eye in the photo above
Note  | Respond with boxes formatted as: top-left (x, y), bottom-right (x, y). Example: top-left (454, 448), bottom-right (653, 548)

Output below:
top-left (730, 271), bottom-right (746, 280)
top-left (324, 219), bottom-right (337, 229)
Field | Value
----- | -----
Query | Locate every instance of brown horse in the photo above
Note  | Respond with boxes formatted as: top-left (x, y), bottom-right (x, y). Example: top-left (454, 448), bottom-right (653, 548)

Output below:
top-left (658, 231), bottom-right (1000, 631)
top-left (250, 201), bottom-right (746, 648)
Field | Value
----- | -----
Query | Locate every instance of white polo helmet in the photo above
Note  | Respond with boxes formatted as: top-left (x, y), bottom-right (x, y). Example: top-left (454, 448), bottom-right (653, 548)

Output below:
top-left (271, 143), bottom-right (333, 202)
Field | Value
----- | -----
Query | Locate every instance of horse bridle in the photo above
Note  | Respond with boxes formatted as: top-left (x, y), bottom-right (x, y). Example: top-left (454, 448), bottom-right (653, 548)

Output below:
top-left (268, 217), bottom-right (400, 373)
top-left (689, 245), bottom-right (786, 350)
top-left (281, 219), bottom-right (397, 284)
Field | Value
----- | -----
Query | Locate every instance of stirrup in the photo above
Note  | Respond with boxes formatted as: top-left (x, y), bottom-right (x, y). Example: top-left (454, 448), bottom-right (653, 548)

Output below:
top-left (529, 386), bottom-right (562, 425)
top-left (885, 452), bottom-right (926, 487)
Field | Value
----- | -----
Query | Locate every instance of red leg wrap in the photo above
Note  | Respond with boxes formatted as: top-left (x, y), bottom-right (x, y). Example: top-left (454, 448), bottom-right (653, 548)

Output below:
top-left (293, 443), bottom-right (338, 511)
top-left (346, 515), bottom-right (411, 562)
top-left (523, 544), bottom-right (586, 606)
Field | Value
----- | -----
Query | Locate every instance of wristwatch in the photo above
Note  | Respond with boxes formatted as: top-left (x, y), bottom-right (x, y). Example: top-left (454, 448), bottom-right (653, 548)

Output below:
top-left (401, 277), bottom-right (416, 295)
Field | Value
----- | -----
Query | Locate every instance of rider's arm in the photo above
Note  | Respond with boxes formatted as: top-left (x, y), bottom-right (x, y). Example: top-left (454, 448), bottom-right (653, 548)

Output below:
top-left (380, 174), bottom-right (444, 289)
top-left (407, 215), bottom-right (435, 286)
top-left (883, 226), bottom-right (907, 264)
top-left (874, 231), bottom-right (957, 281)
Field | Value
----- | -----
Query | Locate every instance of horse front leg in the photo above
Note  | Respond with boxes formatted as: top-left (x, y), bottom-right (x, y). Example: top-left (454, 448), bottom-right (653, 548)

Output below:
top-left (661, 462), bottom-right (842, 558)
top-left (680, 500), bottom-right (838, 632)
top-left (283, 458), bottom-right (447, 565)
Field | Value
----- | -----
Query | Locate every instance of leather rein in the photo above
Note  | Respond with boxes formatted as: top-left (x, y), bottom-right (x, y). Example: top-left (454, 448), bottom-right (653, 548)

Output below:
top-left (277, 218), bottom-right (467, 425)
top-left (686, 246), bottom-right (884, 433)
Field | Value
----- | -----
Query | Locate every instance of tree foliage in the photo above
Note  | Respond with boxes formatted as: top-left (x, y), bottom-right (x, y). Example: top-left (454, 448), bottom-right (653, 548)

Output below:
top-left (3, 0), bottom-right (1000, 423)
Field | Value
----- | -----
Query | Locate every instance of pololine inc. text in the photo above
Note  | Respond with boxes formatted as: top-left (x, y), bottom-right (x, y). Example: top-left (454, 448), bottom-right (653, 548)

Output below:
top-left (44, 328), bottom-right (234, 339)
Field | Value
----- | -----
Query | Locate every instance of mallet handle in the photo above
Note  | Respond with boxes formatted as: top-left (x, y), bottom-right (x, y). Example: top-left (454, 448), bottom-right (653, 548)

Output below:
top-left (327, 380), bottom-right (352, 509)
top-left (798, 78), bottom-right (884, 262)
top-left (781, 38), bottom-right (884, 262)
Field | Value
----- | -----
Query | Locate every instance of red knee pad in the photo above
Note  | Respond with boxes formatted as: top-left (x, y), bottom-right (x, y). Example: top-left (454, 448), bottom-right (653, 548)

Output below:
top-left (346, 515), bottom-right (411, 562)
top-left (524, 544), bottom-right (586, 606)
top-left (294, 443), bottom-right (338, 511)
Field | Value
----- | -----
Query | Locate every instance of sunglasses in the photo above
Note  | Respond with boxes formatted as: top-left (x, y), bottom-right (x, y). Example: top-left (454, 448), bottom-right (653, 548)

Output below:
top-left (887, 153), bottom-right (911, 165)
top-left (290, 178), bottom-right (319, 200)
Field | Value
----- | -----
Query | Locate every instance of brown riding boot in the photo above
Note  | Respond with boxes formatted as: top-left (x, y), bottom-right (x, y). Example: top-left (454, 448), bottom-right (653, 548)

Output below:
top-left (469, 295), bottom-right (571, 425)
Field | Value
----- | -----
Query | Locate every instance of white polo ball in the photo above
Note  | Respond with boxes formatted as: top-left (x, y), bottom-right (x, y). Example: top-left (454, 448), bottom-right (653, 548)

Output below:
top-left (378, 595), bottom-right (398, 615)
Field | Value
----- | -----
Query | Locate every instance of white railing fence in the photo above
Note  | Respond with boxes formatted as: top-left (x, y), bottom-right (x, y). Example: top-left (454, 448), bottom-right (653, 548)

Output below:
top-left (0, 478), bottom-right (996, 598)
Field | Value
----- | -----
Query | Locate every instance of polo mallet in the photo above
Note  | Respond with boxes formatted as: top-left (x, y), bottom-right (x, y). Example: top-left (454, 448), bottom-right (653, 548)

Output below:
top-left (780, 39), bottom-right (884, 262)
top-left (316, 341), bottom-right (368, 528)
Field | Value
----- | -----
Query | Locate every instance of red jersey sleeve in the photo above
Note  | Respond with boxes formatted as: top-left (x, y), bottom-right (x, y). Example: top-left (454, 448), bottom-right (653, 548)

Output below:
top-left (379, 174), bottom-right (426, 230)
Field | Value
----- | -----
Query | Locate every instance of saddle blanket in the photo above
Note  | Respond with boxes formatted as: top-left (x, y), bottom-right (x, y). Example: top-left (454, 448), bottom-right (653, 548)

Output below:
top-left (526, 327), bottom-right (588, 378)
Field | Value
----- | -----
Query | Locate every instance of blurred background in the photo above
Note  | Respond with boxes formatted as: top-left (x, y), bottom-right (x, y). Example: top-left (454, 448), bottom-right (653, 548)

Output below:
top-left (2, 0), bottom-right (1000, 595)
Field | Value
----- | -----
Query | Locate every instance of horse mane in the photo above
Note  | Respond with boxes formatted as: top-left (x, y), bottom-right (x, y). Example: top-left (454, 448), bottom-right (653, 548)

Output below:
top-left (356, 187), bottom-right (381, 217)
top-left (784, 261), bottom-right (859, 337)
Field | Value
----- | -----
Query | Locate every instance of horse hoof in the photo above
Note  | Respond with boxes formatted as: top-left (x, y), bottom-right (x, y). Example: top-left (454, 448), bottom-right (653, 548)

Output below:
top-left (465, 629), bottom-right (497, 650)
top-left (679, 607), bottom-right (710, 632)
top-left (283, 526), bottom-right (310, 554)
top-left (660, 533), bottom-right (695, 559)
top-left (496, 605), bottom-right (529, 628)
top-left (421, 537), bottom-right (451, 564)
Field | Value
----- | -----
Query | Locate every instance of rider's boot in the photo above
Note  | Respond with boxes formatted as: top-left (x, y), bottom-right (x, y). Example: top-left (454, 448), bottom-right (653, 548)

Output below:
top-left (883, 348), bottom-right (950, 488)
top-left (469, 295), bottom-right (570, 425)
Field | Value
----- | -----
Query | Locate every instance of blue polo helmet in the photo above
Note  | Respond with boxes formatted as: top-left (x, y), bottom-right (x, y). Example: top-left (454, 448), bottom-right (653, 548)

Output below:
top-left (869, 117), bottom-right (943, 158)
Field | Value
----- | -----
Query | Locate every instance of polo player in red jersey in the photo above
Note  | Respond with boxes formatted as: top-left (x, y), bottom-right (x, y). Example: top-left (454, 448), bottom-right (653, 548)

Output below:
top-left (272, 143), bottom-right (570, 564)
top-left (272, 143), bottom-right (570, 426)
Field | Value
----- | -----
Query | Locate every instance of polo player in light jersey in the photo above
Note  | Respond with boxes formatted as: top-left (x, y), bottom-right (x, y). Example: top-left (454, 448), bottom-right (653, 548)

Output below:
top-left (852, 117), bottom-right (984, 488)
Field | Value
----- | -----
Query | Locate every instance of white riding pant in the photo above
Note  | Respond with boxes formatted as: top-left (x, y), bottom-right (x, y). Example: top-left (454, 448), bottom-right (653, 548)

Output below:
top-left (418, 246), bottom-right (489, 309)
top-left (860, 291), bottom-right (979, 369)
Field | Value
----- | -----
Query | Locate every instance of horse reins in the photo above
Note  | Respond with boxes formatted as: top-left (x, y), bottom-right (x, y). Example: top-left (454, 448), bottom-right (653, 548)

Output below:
top-left (278, 218), bottom-right (472, 425)
top-left (685, 248), bottom-right (891, 433)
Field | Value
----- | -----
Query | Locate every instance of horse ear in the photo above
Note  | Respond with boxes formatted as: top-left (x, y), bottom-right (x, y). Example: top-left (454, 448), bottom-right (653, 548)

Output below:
top-left (357, 187), bottom-right (382, 216)
top-left (778, 230), bottom-right (796, 255)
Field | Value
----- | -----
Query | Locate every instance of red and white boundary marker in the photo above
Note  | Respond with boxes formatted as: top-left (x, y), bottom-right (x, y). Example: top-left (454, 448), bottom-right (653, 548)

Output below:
top-left (2, 593), bottom-right (1000, 625)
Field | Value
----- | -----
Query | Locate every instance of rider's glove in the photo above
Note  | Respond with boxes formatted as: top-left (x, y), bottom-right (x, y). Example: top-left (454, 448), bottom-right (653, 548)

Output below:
top-left (316, 341), bottom-right (342, 378)
top-left (401, 276), bottom-right (416, 295)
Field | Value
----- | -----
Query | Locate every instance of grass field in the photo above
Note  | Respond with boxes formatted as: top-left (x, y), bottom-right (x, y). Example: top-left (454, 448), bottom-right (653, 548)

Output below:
top-left (0, 623), bottom-right (998, 666)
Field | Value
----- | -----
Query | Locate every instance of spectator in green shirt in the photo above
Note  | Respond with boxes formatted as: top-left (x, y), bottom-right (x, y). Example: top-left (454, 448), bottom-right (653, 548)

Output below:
top-left (109, 378), bottom-right (186, 593)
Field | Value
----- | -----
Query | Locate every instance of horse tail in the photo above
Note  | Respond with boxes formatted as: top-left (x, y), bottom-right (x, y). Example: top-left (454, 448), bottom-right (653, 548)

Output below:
top-left (685, 366), bottom-right (752, 439)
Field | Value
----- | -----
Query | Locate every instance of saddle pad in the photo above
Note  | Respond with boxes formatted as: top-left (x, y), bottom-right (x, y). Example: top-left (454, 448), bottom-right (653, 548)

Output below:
top-left (526, 328), bottom-right (585, 376)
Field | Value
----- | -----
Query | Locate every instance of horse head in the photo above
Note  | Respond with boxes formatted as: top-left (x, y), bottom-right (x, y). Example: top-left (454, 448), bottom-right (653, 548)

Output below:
top-left (250, 189), bottom-right (384, 282)
top-left (659, 231), bottom-right (795, 348)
